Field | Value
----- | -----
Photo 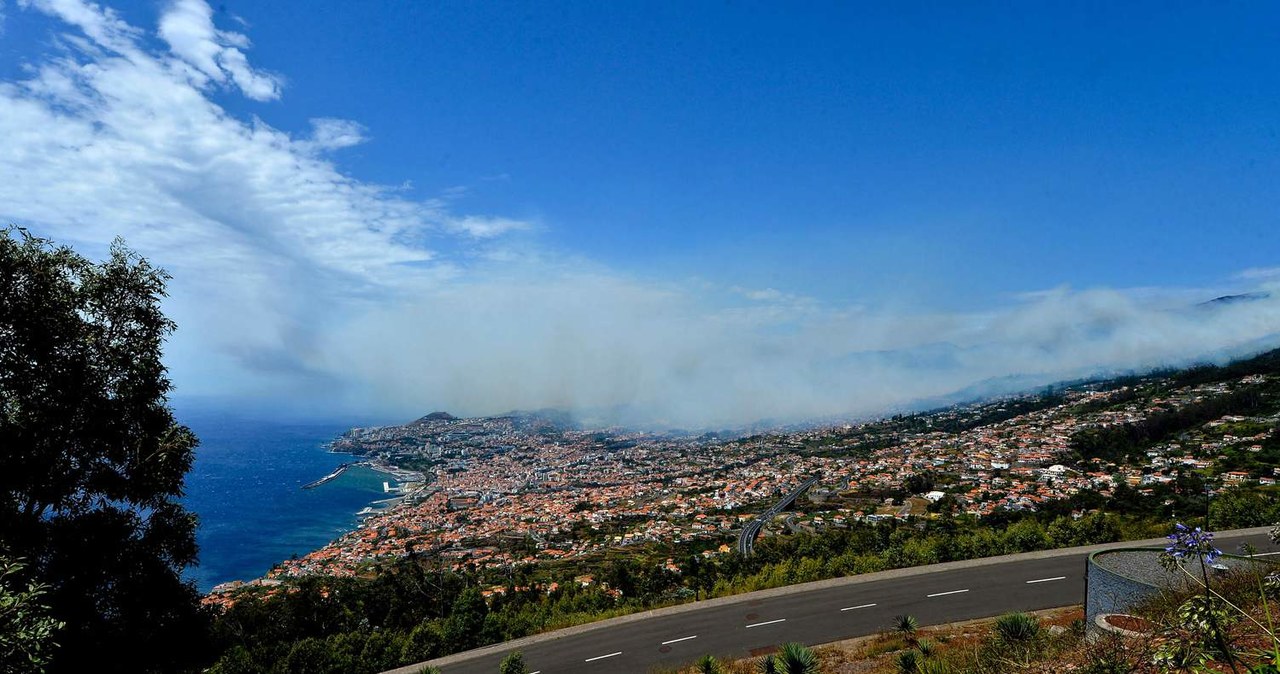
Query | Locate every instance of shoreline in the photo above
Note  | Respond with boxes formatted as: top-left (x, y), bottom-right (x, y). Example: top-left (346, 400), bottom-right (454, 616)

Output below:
top-left (203, 450), bottom-right (423, 595)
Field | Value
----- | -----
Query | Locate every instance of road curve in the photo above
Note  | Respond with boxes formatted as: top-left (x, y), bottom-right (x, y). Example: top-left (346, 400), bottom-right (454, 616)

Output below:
top-left (384, 527), bottom-right (1278, 674)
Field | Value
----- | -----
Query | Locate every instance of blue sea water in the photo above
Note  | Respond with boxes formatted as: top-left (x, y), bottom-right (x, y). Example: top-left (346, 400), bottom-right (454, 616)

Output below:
top-left (178, 409), bottom-right (389, 592)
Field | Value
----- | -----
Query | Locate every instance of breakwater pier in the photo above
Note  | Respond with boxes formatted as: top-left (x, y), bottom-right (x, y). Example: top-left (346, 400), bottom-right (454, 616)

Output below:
top-left (301, 463), bottom-right (353, 489)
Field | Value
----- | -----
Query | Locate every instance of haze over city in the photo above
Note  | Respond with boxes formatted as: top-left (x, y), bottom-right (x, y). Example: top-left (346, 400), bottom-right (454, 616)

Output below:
top-left (4, 0), bottom-right (1280, 426)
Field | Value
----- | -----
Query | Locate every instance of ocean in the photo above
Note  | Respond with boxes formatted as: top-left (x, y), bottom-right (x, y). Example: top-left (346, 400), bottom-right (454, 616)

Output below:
top-left (178, 409), bottom-right (390, 592)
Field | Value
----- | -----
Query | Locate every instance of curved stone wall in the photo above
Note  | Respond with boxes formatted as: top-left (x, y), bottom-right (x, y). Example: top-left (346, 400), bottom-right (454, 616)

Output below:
top-left (1086, 547), bottom-right (1276, 626)
top-left (1085, 547), bottom-right (1161, 625)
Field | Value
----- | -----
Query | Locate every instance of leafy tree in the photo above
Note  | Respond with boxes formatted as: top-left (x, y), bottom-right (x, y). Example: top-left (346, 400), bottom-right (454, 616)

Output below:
top-left (442, 587), bottom-right (488, 652)
top-left (280, 637), bottom-right (336, 674)
top-left (401, 621), bottom-right (444, 662)
top-left (0, 230), bottom-right (207, 672)
top-left (0, 557), bottom-right (63, 673)
top-left (904, 473), bottom-right (934, 496)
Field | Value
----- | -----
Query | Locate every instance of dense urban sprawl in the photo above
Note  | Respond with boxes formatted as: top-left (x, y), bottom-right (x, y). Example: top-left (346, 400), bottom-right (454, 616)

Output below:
top-left (206, 371), bottom-right (1279, 604)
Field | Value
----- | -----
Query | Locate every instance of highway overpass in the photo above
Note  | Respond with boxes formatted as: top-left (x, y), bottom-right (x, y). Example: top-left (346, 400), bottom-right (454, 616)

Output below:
top-left (737, 475), bottom-right (821, 556)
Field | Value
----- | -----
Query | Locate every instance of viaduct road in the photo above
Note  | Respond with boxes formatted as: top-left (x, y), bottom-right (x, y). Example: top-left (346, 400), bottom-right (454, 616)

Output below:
top-left (386, 528), bottom-right (1279, 674)
top-left (738, 476), bottom-right (821, 556)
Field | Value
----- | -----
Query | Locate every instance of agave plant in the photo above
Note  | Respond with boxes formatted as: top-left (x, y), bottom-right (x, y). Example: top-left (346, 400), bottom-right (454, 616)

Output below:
top-left (895, 649), bottom-right (919, 674)
top-left (773, 642), bottom-right (819, 674)
top-left (994, 611), bottom-right (1040, 643)
top-left (894, 614), bottom-right (920, 643)
top-left (915, 659), bottom-right (957, 674)
top-left (695, 654), bottom-right (724, 674)
top-left (757, 653), bottom-right (781, 674)
top-left (915, 638), bottom-right (936, 658)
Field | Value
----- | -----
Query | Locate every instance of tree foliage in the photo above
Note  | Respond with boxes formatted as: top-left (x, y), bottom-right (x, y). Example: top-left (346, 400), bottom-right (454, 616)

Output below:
top-left (1071, 386), bottom-right (1267, 464)
top-left (0, 229), bottom-right (208, 672)
top-left (0, 557), bottom-right (63, 674)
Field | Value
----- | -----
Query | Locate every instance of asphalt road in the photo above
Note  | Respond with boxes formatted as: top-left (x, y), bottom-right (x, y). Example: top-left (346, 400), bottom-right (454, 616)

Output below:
top-left (386, 528), bottom-right (1278, 674)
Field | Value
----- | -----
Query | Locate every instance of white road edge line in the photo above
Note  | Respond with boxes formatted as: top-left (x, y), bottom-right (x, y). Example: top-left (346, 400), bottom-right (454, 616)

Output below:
top-left (529, 671), bottom-right (540, 674)
top-left (1025, 576), bottom-right (1067, 584)
top-left (662, 635), bottom-right (698, 645)
top-left (1253, 551), bottom-right (1280, 557)
top-left (926, 589), bottom-right (969, 598)
top-left (840, 603), bottom-right (877, 611)
top-left (585, 651), bottom-right (622, 662)
top-left (745, 618), bottom-right (787, 628)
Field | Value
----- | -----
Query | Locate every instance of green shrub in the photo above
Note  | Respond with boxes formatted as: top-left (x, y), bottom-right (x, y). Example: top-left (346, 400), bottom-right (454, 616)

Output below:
top-left (499, 650), bottom-right (528, 674)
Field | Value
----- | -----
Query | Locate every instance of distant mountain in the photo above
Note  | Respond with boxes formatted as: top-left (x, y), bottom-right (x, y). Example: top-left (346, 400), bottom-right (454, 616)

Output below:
top-left (1199, 291), bottom-right (1272, 307)
top-left (496, 408), bottom-right (577, 432)
top-left (412, 411), bottom-right (456, 424)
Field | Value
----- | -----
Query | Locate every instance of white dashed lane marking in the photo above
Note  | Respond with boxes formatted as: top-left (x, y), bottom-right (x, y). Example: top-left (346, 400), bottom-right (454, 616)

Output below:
top-left (840, 603), bottom-right (877, 611)
top-left (926, 589), bottom-right (969, 598)
top-left (661, 635), bottom-right (697, 645)
top-left (745, 618), bottom-right (787, 628)
top-left (1025, 576), bottom-right (1067, 584)
top-left (585, 651), bottom-right (622, 662)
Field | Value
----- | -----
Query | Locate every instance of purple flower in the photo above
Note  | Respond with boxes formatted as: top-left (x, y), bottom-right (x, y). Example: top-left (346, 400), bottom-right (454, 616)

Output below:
top-left (1166, 523), bottom-right (1222, 565)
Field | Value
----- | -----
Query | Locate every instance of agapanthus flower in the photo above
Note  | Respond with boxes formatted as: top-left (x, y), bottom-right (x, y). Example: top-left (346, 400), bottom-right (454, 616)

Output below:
top-left (1166, 522), bottom-right (1223, 565)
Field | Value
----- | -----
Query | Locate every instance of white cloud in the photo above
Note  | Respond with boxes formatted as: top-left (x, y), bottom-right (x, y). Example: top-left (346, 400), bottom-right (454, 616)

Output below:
top-left (741, 287), bottom-right (784, 302)
top-left (305, 117), bottom-right (366, 151)
top-left (326, 271), bottom-right (1280, 427)
top-left (20, 0), bottom-right (141, 53)
top-left (444, 215), bottom-right (532, 239)
top-left (157, 0), bottom-right (281, 100)
top-left (1239, 267), bottom-right (1280, 281)
top-left (0, 0), bottom-right (526, 393)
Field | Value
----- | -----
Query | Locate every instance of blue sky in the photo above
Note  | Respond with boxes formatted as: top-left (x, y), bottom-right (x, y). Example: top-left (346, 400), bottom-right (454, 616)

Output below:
top-left (3, 1), bottom-right (1280, 426)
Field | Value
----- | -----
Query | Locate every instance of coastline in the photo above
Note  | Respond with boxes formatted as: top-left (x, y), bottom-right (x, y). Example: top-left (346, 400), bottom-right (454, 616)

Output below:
top-left (181, 416), bottom-right (390, 594)
top-left (205, 460), bottom-right (412, 596)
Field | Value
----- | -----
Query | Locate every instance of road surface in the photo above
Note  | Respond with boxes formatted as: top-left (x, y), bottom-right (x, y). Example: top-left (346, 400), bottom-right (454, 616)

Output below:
top-left (385, 527), bottom-right (1278, 674)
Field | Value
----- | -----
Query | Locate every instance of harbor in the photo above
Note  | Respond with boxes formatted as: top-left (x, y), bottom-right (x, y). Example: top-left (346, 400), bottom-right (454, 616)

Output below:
top-left (300, 461), bottom-right (424, 491)
top-left (300, 459), bottom-right (428, 524)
